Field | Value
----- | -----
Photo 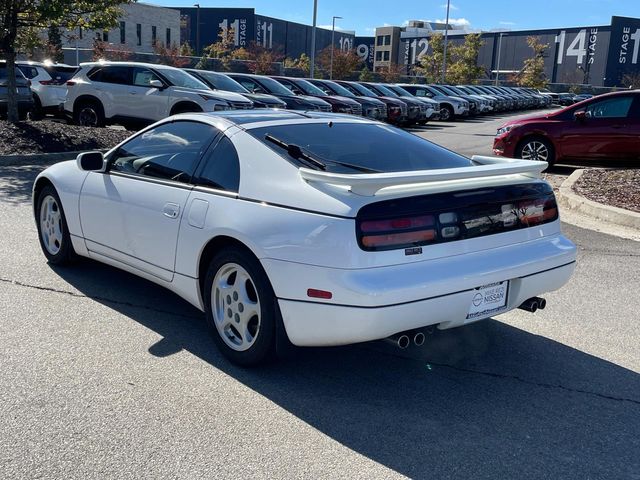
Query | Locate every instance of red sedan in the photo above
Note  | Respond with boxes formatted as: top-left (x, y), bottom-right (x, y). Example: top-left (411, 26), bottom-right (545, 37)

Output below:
top-left (493, 91), bottom-right (640, 165)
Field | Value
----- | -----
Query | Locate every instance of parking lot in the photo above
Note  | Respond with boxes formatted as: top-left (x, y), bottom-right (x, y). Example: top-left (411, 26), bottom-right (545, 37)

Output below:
top-left (1, 112), bottom-right (639, 479)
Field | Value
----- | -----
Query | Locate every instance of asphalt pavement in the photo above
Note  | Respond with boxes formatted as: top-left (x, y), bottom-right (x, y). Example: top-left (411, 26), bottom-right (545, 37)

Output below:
top-left (0, 113), bottom-right (639, 479)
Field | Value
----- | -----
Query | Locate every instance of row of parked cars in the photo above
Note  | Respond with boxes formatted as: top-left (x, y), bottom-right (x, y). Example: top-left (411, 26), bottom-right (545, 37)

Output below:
top-left (2, 59), bottom-right (556, 127)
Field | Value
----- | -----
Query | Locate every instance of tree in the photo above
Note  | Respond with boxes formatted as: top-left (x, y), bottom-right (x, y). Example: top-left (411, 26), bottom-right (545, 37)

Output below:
top-left (378, 63), bottom-right (405, 83)
top-left (200, 27), bottom-right (251, 71)
top-left (358, 66), bottom-right (374, 82)
top-left (284, 53), bottom-right (310, 75)
top-left (45, 26), bottom-right (64, 63)
top-left (153, 42), bottom-right (190, 67)
top-left (0, 0), bottom-right (127, 122)
top-left (316, 46), bottom-right (361, 80)
top-left (92, 40), bottom-right (133, 61)
top-left (621, 72), bottom-right (640, 89)
top-left (246, 42), bottom-right (283, 75)
top-left (179, 42), bottom-right (193, 57)
top-left (517, 36), bottom-right (548, 89)
top-left (417, 33), bottom-right (447, 83)
top-left (446, 33), bottom-right (485, 84)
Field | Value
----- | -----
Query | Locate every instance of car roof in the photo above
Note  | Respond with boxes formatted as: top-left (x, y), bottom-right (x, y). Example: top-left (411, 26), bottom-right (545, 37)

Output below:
top-left (79, 61), bottom-right (180, 70)
top-left (16, 60), bottom-right (76, 68)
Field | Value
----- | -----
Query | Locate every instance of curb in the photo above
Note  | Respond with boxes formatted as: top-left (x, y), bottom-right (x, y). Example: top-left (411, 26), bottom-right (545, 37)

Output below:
top-left (0, 149), bottom-right (107, 167)
top-left (557, 169), bottom-right (640, 230)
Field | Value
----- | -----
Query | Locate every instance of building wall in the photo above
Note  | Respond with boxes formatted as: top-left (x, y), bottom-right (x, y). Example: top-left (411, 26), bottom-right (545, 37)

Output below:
top-left (373, 26), bottom-right (401, 70)
top-left (62, 3), bottom-right (180, 54)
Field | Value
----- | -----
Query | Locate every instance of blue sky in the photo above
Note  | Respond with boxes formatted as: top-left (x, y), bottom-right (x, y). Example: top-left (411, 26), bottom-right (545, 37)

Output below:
top-left (147, 0), bottom-right (640, 36)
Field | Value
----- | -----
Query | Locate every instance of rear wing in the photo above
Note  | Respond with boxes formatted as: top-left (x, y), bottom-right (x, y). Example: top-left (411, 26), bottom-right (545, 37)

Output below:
top-left (299, 155), bottom-right (546, 196)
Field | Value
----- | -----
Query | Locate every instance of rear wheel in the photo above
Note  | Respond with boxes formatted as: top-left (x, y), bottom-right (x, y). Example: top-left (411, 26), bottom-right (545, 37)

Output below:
top-left (517, 137), bottom-right (555, 165)
top-left (203, 246), bottom-right (277, 366)
top-left (440, 104), bottom-right (454, 121)
top-left (36, 185), bottom-right (76, 265)
top-left (74, 100), bottom-right (105, 127)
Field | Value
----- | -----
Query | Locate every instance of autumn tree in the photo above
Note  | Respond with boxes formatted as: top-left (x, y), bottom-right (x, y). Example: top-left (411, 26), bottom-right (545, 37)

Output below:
top-left (316, 46), bottom-right (361, 80)
top-left (284, 53), bottom-right (310, 75)
top-left (200, 27), bottom-right (251, 71)
top-left (446, 33), bottom-right (485, 84)
top-left (0, 0), bottom-right (127, 121)
top-left (153, 42), bottom-right (190, 67)
top-left (621, 72), bottom-right (640, 89)
top-left (46, 26), bottom-right (64, 63)
top-left (377, 62), bottom-right (405, 83)
top-left (417, 33), bottom-right (447, 83)
top-left (246, 42), bottom-right (283, 75)
top-left (358, 66), bottom-right (374, 81)
top-left (517, 36), bottom-right (548, 89)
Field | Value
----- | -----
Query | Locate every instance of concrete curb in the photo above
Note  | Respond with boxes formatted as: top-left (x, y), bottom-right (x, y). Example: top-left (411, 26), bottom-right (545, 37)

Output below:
top-left (557, 169), bottom-right (640, 230)
top-left (0, 149), bottom-right (108, 167)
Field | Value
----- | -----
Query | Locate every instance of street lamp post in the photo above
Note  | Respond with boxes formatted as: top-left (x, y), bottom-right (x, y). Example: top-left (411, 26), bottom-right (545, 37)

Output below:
top-left (330, 16), bottom-right (342, 80)
top-left (194, 3), bottom-right (201, 56)
top-left (495, 32), bottom-right (506, 86)
top-left (441, 0), bottom-right (451, 83)
top-left (310, 0), bottom-right (318, 78)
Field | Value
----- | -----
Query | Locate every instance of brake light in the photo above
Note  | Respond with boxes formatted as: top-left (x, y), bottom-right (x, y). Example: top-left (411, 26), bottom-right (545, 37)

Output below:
top-left (66, 81), bottom-right (76, 86)
top-left (39, 80), bottom-right (53, 85)
top-left (516, 198), bottom-right (558, 226)
top-left (360, 215), bottom-right (436, 249)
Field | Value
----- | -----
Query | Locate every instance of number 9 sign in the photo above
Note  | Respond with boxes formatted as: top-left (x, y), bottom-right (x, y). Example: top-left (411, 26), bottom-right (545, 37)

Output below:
top-left (356, 44), bottom-right (369, 60)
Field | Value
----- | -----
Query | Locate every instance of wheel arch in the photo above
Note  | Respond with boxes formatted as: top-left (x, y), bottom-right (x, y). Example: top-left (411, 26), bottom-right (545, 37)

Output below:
top-left (170, 101), bottom-right (203, 116)
top-left (516, 132), bottom-right (556, 158)
top-left (73, 94), bottom-right (103, 113)
top-left (32, 176), bottom-right (55, 217)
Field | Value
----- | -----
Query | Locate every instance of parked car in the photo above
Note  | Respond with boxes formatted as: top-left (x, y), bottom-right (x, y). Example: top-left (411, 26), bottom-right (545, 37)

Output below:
top-left (227, 73), bottom-right (331, 111)
top-left (473, 85), bottom-right (516, 110)
top-left (65, 61), bottom-right (252, 128)
top-left (184, 68), bottom-right (287, 109)
top-left (461, 85), bottom-right (507, 111)
top-left (360, 82), bottom-right (428, 125)
top-left (306, 78), bottom-right (388, 121)
top-left (538, 88), bottom-right (559, 104)
top-left (271, 76), bottom-right (362, 115)
top-left (383, 84), bottom-right (441, 122)
top-left (494, 90), bottom-right (640, 165)
top-left (453, 85), bottom-right (496, 112)
top-left (573, 93), bottom-right (594, 102)
top-left (16, 61), bottom-right (78, 118)
top-left (556, 93), bottom-right (576, 106)
top-left (0, 61), bottom-right (34, 120)
top-left (333, 80), bottom-right (408, 125)
top-left (396, 84), bottom-right (469, 121)
top-left (429, 84), bottom-right (482, 115)
top-left (33, 110), bottom-right (576, 365)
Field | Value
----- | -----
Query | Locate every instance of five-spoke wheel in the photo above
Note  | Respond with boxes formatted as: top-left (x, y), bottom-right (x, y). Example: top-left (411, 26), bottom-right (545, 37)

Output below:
top-left (36, 185), bottom-right (76, 265)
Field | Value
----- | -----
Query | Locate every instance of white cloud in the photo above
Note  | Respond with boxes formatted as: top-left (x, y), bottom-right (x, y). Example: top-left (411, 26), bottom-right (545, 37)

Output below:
top-left (499, 21), bottom-right (516, 26)
top-left (441, 2), bottom-right (459, 10)
top-left (435, 17), bottom-right (471, 27)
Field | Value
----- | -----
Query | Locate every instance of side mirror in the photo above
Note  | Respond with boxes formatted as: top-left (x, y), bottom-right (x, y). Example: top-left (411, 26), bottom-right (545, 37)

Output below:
top-left (77, 151), bottom-right (105, 172)
top-left (149, 79), bottom-right (164, 89)
top-left (574, 110), bottom-right (588, 122)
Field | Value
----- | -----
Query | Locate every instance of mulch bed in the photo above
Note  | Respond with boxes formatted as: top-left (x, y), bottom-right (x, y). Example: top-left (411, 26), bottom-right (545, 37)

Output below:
top-left (0, 120), bottom-right (130, 156)
top-left (573, 169), bottom-right (640, 213)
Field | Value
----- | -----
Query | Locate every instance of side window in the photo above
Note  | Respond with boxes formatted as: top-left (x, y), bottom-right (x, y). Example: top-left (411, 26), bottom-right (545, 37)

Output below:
top-left (89, 66), bottom-right (131, 85)
top-left (18, 66), bottom-right (39, 79)
top-left (193, 136), bottom-right (240, 192)
top-left (133, 67), bottom-right (161, 87)
top-left (279, 79), bottom-right (300, 94)
top-left (316, 84), bottom-right (331, 94)
top-left (585, 96), bottom-right (634, 119)
top-left (110, 121), bottom-right (217, 183)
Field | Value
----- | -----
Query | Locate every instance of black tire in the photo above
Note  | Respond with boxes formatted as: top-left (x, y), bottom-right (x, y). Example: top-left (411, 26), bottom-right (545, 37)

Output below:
top-left (74, 99), bottom-right (105, 127)
top-left (35, 185), bottom-right (77, 265)
top-left (30, 96), bottom-right (44, 120)
top-left (516, 136), bottom-right (555, 166)
top-left (203, 246), bottom-right (277, 366)
top-left (440, 104), bottom-right (454, 121)
top-left (170, 103), bottom-right (203, 115)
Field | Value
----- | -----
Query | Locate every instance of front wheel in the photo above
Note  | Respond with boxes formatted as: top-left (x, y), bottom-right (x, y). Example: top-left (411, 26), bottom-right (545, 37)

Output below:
top-left (36, 185), bottom-right (76, 265)
top-left (203, 247), bottom-right (277, 366)
top-left (440, 104), bottom-right (454, 121)
top-left (74, 100), bottom-right (105, 127)
top-left (517, 137), bottom-right (555, 166)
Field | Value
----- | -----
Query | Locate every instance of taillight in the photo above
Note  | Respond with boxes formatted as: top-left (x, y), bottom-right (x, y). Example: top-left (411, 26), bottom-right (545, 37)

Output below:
top-left (360, 215), bottom-right (436, 250)
top-left (66, 81), bottom-right (76, 86)
top-left (39, 80), bottom-right (53, 85)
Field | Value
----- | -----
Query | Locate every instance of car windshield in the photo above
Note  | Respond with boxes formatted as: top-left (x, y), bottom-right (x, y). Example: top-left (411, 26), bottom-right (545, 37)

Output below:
top-left (371, 84), bottom-right (398, 97)
top-left (346, 82), bottom-right (378, 97)
top-left (248, 76), bottom-right (291, 95)
top-left (248, 122), bottom-right (473, 173)
top-left (323, 80), bottom-right (355, 97)
top-left (387, 85), bottom-right (410, 96)
top-left (195, 71), bottom-right (248, 93)
top-left (159, 68), bottom-right (209, 90)
top-left (292, 79), bottom-right (327, 96)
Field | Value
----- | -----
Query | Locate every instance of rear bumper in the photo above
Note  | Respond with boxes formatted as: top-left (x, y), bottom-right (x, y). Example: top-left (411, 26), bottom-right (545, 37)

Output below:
top-left (266, 233), bottom-right (577, 346)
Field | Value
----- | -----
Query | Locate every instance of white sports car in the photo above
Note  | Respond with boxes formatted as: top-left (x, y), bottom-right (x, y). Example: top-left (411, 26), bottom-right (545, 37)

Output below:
top-left (33, 110), bottom-right (576, 365)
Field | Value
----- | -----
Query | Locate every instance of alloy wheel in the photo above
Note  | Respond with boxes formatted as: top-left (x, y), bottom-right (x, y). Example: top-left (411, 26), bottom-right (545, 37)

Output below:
top-left (211, 263), bottom-right (261, 352)
top-left (520, 141), bottom-right (549, 162)
top-left (78, 107), bottom-right (98, 127)
top-left (40, 195), bottom-right (63, 255)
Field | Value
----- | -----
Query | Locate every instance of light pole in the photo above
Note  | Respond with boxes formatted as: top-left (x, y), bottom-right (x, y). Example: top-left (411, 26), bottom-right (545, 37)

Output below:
top-left (330, 16), bottom-right (342, 79)
top-left (441, 0), bottom-right (451, 83)
top-left (310, 0), bottom-right (318, 78)
top-left (495, 32), bottom-right (506, 86)
top-left (194, 3), bottom-right (200, 56)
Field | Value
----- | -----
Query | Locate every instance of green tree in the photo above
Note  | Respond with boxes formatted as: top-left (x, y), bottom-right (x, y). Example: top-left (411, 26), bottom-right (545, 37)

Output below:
top-left (517, 36), bottom-right (548, 89)
top-left (284, 53), bottom-right (310, 74)
top-left (446, 33), bottom-right (485, 84)
top-left (417, 33), bottom-right (447, 83)
top-left (46, 26), bottom-right (64, 63)
top-left (0, 0), bottom-right (127, 122)
top-left (358, 66), bottom-right (374, 81)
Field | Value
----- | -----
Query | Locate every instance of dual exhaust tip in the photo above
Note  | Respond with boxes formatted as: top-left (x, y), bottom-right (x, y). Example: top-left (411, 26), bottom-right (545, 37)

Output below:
top-left (387, 297), bottom-right (548, 349)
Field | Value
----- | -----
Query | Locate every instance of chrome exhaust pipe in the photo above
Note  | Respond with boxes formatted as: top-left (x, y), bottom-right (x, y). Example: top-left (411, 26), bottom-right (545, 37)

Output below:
top-left (518, 297), bottom-right (539, 313)
top-left (413, 332), bottom-right (425, 346)
top-left (384, 333), bottom-right (410, 349)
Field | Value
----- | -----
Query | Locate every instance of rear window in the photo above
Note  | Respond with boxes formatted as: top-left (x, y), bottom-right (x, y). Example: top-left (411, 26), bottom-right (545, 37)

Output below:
top-left (45, 66), bottom-right (78, 84)
top-left (248, 122), bottom-right (473, 173)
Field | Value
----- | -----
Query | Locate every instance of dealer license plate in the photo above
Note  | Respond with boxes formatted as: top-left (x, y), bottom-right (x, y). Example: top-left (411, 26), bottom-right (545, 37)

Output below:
top-left (467, 281), bottom-right (509, 319)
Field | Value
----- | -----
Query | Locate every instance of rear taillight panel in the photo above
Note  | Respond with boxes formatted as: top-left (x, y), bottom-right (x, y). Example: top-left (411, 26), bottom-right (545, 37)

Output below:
top-left (356, 182), bottom-right (559, 252)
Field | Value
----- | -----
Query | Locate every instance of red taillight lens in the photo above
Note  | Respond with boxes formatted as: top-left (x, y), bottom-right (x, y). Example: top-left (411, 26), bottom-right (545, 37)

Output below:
top-left (39, 80), bottom-right (53, 85)
top-left (517, 198), bottom-right (558, 226)
top-left (66, 81), bottom-right (76, 86)
top-left (360, 215), bottom-right (436, 249)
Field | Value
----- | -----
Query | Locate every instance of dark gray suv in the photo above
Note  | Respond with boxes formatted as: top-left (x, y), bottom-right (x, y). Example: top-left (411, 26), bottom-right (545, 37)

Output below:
top-left (0, 62), bottom-right (34, 120)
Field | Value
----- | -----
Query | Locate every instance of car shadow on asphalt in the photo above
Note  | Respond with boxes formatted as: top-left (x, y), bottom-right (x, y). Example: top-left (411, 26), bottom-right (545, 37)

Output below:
top-left (0, 164), bottom-right (44, 205)
top-left (50, 258), bottom-right (640, 479)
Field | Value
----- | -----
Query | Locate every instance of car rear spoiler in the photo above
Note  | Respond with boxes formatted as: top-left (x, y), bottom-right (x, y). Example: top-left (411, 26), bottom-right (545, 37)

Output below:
top-left (299, 156), bottom-right (546, 196)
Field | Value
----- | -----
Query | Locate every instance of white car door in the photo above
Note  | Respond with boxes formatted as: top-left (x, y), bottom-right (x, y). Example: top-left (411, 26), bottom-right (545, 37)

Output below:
top-left (126, 67), bottom-right (171, 121)
top-left (89, 65), bottom-right (133, 120)
top-left (79, 120), bottom-right (219, 282)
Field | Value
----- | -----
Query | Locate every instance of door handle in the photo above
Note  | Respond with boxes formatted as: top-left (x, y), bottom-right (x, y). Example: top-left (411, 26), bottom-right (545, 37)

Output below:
top-left (129, 91), bottom-right (137, 95)
top-left (163, 203), bottom-right (180, 219)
